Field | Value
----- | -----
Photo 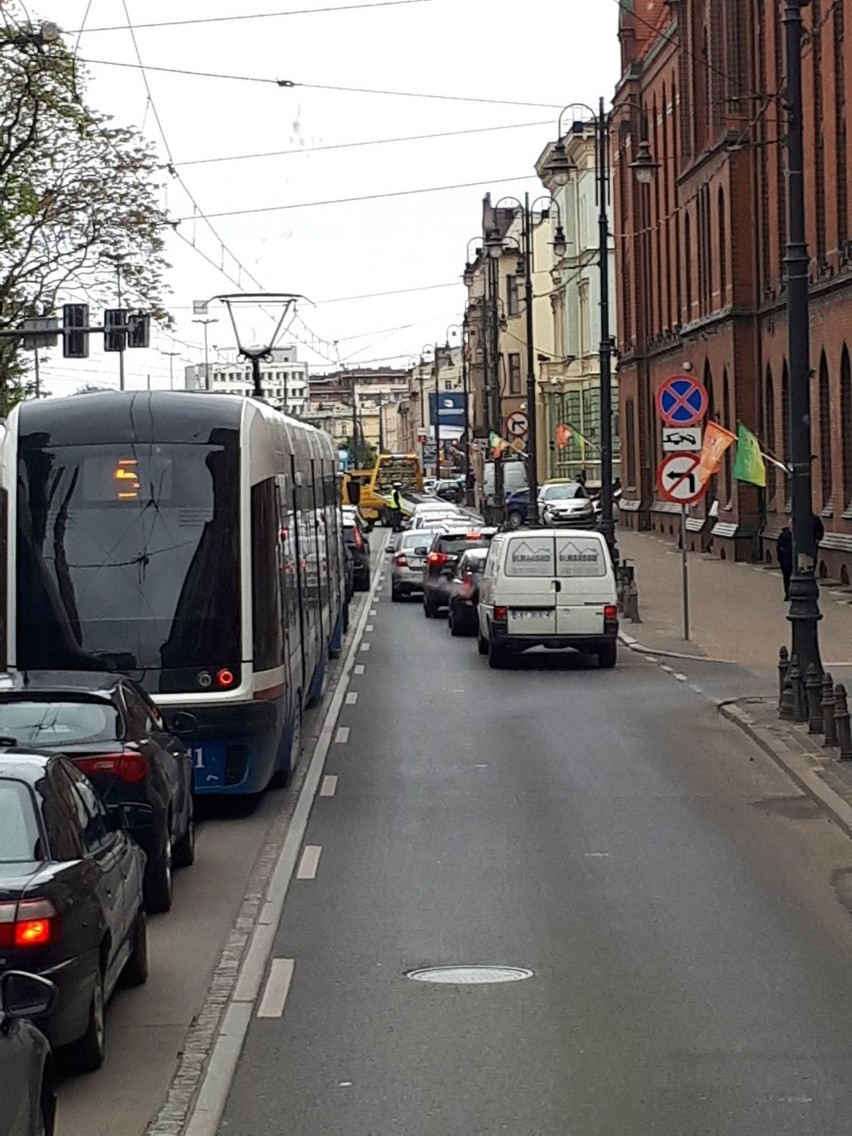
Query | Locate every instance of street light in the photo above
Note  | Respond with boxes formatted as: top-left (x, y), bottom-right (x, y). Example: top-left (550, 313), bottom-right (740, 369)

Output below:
top-left (192, 318), bottom-right (218, 391)
top-left (630, 139), bottom-right (660, 185)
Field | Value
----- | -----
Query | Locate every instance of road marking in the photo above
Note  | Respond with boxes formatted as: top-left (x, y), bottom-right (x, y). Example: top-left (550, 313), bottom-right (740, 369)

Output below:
top-left (366, 623), bottom-right (374, 632)
top-left (346, 691), bottom-right (358, 704)
top-left (584, 852), bottom-right (610, 858)
top-left (660, 664), bottom-right (674, 674)
top-left (645, 655), bottom-right (658, 663)
top-left (361, 641), bottom-right (371, 652)
top-left (354, 664), bottom-right (365, 675)
top-left (335, 726), bottom-right (350, 744)
top-left (296, 845), bottom-right (322, 879)
top-left (257, 958), bottom-right (295, 1019)
top-left (674, 673), bottom-right (688, 682)
top-left (370, 608), bottom-right (377, 615)
top-left (689, 684), bottom-right (703, 695)
top-left (320, 774), bottom-right (338, 797)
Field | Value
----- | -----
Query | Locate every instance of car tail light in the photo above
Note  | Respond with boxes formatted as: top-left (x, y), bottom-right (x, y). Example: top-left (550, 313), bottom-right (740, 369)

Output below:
top-left (74, 751), bottom-right (149, 784)
top-left (0, 899), bottom-right (57, 949)
top-left (395, 554), bottom-right (408, 567)
top-left (353, 528), bottom-right (364, 552)
top-left (428, 552), bottom-right (448, 566)
top-left (604, 604), bottom-right (618, 622)
top-left (494, 605), bottom-right (508, 623)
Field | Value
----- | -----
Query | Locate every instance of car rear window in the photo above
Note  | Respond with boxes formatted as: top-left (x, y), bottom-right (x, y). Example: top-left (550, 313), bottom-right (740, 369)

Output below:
top-left (436, 535), bottom-right (492, 556)
top-left (0, 780), bottom-right (41, 862)
top-left (0, 700), bottom-right (119, 747)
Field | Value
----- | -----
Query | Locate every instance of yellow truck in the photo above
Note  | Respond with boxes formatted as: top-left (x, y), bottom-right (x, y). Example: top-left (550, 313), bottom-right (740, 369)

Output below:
top-left (341, 453), bottom-right (424, 525)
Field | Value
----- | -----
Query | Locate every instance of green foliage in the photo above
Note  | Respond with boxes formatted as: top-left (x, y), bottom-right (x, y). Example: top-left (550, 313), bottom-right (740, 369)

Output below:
top-left (0, 9), bottom-right (171, 406)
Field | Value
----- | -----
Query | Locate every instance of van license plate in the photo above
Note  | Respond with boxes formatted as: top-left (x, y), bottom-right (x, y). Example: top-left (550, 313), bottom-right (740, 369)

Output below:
top-left (511, 609), bottom-right (548, 620)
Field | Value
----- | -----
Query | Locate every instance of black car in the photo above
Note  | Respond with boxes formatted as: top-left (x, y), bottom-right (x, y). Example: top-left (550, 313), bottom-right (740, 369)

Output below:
top-left (422, 527), bottom-right (497, 617)
top-left (0, 970), bottom-right (56, 1135)
top-left (342, 507), bottom-right (371, 592)
top-left (447, 548), bottom-right (489, 637)
top-left (0, 753), bottom-right (148, 1072)
top-left (0, 672), bottom-right (194, 914)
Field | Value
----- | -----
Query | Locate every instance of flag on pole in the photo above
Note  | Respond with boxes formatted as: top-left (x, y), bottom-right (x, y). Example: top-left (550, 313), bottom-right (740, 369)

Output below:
top-left (697, 421), bottom-right (737, 487)
top-left (489, 431), bottom-right (504, 456)
top-left (733, 421), bottom-right (767, 487)
top-left (555, 423), bottom-right (571, 450)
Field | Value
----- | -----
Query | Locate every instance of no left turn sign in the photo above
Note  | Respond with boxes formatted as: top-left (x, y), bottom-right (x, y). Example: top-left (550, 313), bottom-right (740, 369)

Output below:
top-left (656, 452), bottom-right (706, 505)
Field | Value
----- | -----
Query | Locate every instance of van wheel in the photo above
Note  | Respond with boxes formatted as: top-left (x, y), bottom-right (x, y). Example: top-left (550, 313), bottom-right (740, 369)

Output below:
top-left (488, 638), bottom-right (509, 669)
top-left (477, 628), bottom-right (488, 655)
top-left (597, 641), bottom-right (617, 669)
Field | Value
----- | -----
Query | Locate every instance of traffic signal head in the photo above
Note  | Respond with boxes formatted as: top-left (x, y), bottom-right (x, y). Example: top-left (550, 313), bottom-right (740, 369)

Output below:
top-left (103, 309), bottom-right (127, 353)
top-left (62, 304), bottom-right (89, 358)
top-left (127, 311), bottom-right (150, 349)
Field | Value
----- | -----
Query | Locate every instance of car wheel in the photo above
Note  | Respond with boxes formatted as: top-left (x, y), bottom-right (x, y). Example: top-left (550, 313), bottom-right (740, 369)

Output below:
top-left (391, 586), bottom-right (401, 602)
top-left (477, 628), bottom-right (488, 655)
top-left (508, 510), bottom-right (523, 528)
top-left (74, 971), bottom-right (106, 1073)
top-left (144, 831), bottom-right (173, 914)
top-left (354, 570), bottom-right (370, 593)
top-left (449, 608), bottom-right (463, 637)
top-left (423, 596), bottom-right (439, 618)
top-left (597, 641), bottom-right (617, 669)
top-left (173, 798), bottom-right (195, 869)
top-left (121, 912), bottom-right (150, 988)
top-left (488, 636), bottom-right (510, 669)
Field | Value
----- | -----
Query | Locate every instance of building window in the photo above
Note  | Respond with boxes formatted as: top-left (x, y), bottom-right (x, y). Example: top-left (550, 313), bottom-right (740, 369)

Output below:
top-left (508, 353), bottom-right (522, 395)
top-left (819, 351), bottom-right (832, 509)
top-left (718, 188), bottom-right (727, 305)
top-left (684, 210), bottom-right (693, 321)
top-left (625, 398), bottom-right (636, 488)
top-left (506, 275), bottom-right (520, 317)
top-left (764, 365), bottom-right (777, 505)
top-left (842, 347), bottom-right (852, 507)
top-left (836, 2), bottom-right (848, 245)
top-left (443, 380), bottom-right (454, 391)
top-left (722, 368), bottom-right (732, 504)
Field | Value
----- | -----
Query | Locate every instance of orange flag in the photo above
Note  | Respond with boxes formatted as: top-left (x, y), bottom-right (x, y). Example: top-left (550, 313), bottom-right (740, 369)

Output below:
top-left (697, 421), bottom-right (737, 487)
top-left (555, 423), bottom-right (571, 450)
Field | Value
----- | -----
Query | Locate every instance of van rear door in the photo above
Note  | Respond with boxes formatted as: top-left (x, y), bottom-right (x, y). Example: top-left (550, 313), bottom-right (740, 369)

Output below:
top-left (501, 534), bottom-right (558, 636)
top-left (554, 534), bottom-right (613, 635)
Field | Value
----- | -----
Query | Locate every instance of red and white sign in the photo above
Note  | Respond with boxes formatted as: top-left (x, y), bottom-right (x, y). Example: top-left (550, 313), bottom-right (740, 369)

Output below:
top-left (656, 375), bottom-right (708, 428)
top-left (416, 427), bottom-right (429, 443)
top-left (506, 410), bottom-right (529, 438)
top-left (656, 452), bottom-right (706, 505)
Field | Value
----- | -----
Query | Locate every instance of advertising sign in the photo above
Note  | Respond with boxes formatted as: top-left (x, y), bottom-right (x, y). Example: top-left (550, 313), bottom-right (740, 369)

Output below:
top-left (428, 391), bottom-right (466, 428)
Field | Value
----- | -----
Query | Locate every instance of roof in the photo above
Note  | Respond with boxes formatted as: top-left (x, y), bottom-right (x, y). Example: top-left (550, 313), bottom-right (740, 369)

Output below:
top-left (0, 670), bottom-right (121, 699)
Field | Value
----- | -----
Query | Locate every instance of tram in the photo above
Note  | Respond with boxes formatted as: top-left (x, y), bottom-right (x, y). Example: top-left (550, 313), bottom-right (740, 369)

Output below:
top-left (6, 391), bottom-right (346, 795)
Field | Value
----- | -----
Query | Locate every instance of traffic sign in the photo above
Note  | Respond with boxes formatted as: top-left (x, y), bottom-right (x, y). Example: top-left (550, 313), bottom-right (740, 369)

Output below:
top-left (662, 425), bottom-right (702, 453)
top-left (656, 452), bottom-right (707, 505)
top-left (506, 410), bottom-right (529, 438)
top-left (656, 375), bottom-right (708, 427)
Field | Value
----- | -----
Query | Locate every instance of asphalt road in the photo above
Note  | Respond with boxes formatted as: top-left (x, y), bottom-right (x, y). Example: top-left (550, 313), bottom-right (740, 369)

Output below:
top-left (217, 567), bottom-right (852, 1136)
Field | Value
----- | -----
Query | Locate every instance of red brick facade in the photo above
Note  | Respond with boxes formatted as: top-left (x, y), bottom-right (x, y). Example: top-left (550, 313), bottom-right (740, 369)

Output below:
top-left (613, 0), bottom-right (852, 582)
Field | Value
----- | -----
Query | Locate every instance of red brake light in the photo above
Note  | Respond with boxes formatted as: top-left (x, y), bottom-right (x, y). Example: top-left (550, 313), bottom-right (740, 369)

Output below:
top-left (428, 552), bottom-right (448, 566)
top-left (0, 899), bottom-right (57, 949)
top-left (604, 604), bottom-right (618, 622)
top-left (494, 605), bottom-right (508, 622)
top-left (217, 668), bottom-right (235, 689)
top-left (353, 528), bottom-right (364, 551)
top-left (74, 751), bottom-right (148, 784)
top-left (395, 554), bottom-right (408, 567)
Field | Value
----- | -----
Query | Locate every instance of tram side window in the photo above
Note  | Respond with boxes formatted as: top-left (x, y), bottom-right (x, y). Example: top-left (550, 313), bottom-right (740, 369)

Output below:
top-left (251, 478), bottom-right (283, 671)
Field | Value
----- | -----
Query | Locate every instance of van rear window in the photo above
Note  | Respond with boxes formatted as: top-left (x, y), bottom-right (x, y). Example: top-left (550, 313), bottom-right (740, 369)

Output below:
top-left (504, 536), bottom-right (555, 577)
top-left (504, 535), bottom-right (607, 578)
top-left (556, 536), bottom-right (606, 577)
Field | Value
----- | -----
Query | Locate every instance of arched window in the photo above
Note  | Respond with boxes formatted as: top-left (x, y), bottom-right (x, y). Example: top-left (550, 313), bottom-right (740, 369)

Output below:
top-left (722, 368), bottom-right (732, 502)
top-left (718, 188), bottom-right (728, 305)
top-left (704, 360), bottom-right (718, 511)
top-left (842, 347), bottom-right (852, 507)
top-left (819, 351), bottom-right (833, 508)
top-left (684, 211), bottom-right (693, 321)
top-left (765, 365), bottom-right (777, 504)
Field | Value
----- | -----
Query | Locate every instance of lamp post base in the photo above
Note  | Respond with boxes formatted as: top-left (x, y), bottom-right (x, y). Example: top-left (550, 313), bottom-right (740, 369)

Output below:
top-left (788, 570), bottom-right (823, 679)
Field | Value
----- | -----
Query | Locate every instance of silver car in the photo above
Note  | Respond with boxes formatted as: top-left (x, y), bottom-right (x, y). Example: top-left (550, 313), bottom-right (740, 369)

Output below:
top-left (390, 529), bottom-right (443, 601)
top-left (539, 483), bottom-right (596, 528)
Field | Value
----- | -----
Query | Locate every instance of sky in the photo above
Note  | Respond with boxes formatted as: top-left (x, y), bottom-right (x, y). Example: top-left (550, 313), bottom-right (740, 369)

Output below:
top-left (22, 0), bottom-right (622, 396)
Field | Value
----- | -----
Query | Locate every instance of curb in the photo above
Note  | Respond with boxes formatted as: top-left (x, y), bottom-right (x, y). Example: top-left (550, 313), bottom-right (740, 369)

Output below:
top-left (718, 698), bottom-right (852, 840)
top-left (618, 629), bottom-right (732, 665)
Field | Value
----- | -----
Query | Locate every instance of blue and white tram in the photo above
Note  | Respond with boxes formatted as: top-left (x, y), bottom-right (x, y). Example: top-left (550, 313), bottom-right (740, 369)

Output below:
top-left (6, 391), bottom-right (347, 795)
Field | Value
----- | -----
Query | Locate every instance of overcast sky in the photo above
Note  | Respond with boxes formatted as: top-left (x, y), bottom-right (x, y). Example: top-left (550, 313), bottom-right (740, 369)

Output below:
top-left (28, 0), bottom-right (621, 395)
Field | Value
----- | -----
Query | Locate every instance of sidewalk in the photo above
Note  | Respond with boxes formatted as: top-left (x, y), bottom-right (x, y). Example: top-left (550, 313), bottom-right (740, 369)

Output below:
top-left (617, 529), bottom-right (852, 668)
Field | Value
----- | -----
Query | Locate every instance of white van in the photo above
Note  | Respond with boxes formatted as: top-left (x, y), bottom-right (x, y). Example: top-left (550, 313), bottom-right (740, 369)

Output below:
top-left (477, 529), bottom-right (618, 669)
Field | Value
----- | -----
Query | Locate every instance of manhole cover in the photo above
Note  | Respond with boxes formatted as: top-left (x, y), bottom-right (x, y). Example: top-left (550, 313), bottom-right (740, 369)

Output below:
top-left (406, 965), bottom-right (533, 985)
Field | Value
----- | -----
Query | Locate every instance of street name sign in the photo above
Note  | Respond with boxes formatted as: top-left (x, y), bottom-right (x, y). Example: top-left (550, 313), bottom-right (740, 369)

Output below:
top-left (656, 452), bottom-right (706, 505)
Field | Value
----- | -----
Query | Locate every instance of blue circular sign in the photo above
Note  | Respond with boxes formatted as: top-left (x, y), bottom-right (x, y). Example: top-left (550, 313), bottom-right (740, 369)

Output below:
top-left (656, 375), bottom-right (708, 427)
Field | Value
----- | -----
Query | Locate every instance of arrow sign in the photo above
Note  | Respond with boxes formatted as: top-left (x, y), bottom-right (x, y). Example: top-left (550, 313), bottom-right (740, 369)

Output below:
top-left (656, 375), bottom-right (708, 427)
top-left (662, 426), bottom-right (702, 453)
top-left (506, 410), bottom-right (529, 438)
top-left (656, 452), bottom-right (706, 505)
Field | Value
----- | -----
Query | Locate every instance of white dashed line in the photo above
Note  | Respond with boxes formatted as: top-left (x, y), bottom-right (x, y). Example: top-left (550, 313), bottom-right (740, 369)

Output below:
top-left (645, 656), bottom-right (658, 663)
top-left (320, 775), bottom-right (338, 797)
top-left (366, 624), bottom-right (374, 632)
top-left (674, 673), bottom-right (688, 682)
top-left (335, 726), bottom-right (350, 744)
top-left (346, 691), bottom-right (358, 705)
top-left (296, 845), bottom-right (322, 880)
top-left (354, 665), bottom-right (365, 675)
top-left (659, 664), bottom-right (674, 674)
top-left (370, 609), bottom-right (377, 616)
top-left (257, 958), bottom-right (295, 1019)
top-left (360, 642), bottom-right (371, 652)
top-left (689, 684), bottom-right (703, 695)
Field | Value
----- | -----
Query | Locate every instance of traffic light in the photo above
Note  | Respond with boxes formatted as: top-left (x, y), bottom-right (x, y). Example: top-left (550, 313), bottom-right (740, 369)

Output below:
top-left (103, 309), bottom-right (127, 353)
top-left (126, 311), bottom-right (150, 349)
top-left (62, 304), bottom-right (89, 358)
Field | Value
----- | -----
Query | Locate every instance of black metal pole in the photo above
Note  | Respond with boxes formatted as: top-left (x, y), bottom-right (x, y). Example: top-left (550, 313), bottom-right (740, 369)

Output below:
top-left (523, 193), bottom-right (540, 525)
top-left (462, 325), bottom-right (472, 505)
top-left (489, 254), bottom-right (504, 520)
top-left (597, 96), bottom-right (618, 565)
top-left (251, 356), bottom-right (263, 398)
top-left (351, 377), bottom-right (358, 467)
top-left (783, 0), bottom-right (822, 677)
top-left (378, 391), bottom-right (384, 452)
top-left (434, 343), bottom-right (441, 479)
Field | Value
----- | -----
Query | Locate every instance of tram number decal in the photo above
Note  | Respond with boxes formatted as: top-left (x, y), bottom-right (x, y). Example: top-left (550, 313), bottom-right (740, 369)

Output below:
top-left (190, 747), bottom-right (205, 769)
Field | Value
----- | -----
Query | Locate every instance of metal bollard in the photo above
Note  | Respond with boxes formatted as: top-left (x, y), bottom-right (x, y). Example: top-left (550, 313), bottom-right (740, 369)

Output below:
top-left (806, 663), bottom-right (824, 733)
top-left (822, 672), bottom-right (837, 748)
top-left (788, 655), bottom-right (807, 723)
top-left (778, 646), bottom-right (790, 713)
top-left (835, 683), bottom-right (852, 760)
top-left (779, 675), bottom-right (796, 720)
top-left (624, 580), bottom-right (642, 624)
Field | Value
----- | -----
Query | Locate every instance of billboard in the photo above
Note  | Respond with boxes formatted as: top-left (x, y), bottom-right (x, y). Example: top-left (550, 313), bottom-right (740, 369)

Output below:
top-left (428, 391), bottom-right (466, 429)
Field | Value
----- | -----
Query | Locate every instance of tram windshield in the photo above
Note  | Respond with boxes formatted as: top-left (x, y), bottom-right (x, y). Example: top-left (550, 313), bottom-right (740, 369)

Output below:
top-left (17, 439), bottom-right (241, 691)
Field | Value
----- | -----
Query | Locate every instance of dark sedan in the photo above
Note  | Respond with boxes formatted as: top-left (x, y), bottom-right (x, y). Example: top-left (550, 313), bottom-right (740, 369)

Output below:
top-left (0, 753), bottom-right (148, 1072)
top-left (0, 970), bottom-right (56, 1135)
top-left (342, 507), bottom-right (371, 592)
top-left (447, 548), bottom-right (489, 637)
top-left (422, 527), bottom-right (497, 617)
top-left (0, 672), bottom-right (194, 914)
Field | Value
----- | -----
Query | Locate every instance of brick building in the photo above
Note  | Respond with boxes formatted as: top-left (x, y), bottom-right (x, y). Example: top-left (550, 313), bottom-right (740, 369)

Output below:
top-left (614, 0), bottom-right (852, 581)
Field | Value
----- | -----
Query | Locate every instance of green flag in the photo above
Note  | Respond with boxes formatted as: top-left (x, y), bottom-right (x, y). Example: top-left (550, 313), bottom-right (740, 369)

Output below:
top-left (733, 421), bottom-right (766, 487)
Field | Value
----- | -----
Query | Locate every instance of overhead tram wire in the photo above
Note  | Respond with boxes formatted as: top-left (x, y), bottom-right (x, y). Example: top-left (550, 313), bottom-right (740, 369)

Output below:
top-left (73, 0), bottom-right (433, 33)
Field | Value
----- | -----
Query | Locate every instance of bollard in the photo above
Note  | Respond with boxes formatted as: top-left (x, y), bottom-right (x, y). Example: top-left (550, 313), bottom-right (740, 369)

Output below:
top-left (806, 663), bottom-right (824, 733)
top-left (778, 646), bottom-right (790, 713)
top-left (788, 655), bottom-right (807, 723)
top-left (822, 672), bottom-right (837, 748)
top-left (835, 683), bottom-right (852, 761)
top-left (624, 579), bottom-right (642, 624)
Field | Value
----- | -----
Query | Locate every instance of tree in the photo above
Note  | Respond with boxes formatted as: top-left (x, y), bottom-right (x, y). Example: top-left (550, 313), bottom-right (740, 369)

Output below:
top-left (0, 9), bottom-right (171, 413)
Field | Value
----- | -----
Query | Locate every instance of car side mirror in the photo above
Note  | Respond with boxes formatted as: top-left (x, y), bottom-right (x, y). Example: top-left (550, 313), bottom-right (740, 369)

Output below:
top-left (108, 801), bottom-right (156, 833)
top-left (1, 971), bottom-right (56, 1019)
top-left (387, 545), bottom-right (397, 555)
top-left (163, 710), bottom-right (199, 735)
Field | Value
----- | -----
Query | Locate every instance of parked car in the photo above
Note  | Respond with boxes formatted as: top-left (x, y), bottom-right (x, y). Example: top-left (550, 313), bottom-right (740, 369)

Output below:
top-left (0, 970), bottom-right (56, 1135)
top-left (422, 526), bottom-right (497, 617)
top-left (505, 487), bottom-right (530, 527)
top-left (477, 528), bottom-right (618, 669)
top-left (342, 540), bottom-right (355, 602)
top-left (538, 481), bottom-right (596, 528)
top-left (0, 752), bottom-right (148, 1071)
top-left (434, 478), bottom-right (464, 504)
top-left (409, 508), bottom-right (460, 530)
top-left (342, 508), bottom-right (371, 592)
top-left (0, 671), bottom-right (194, 914)
top-left (390, 529), bottom-right (442, 601)
top-left (447, 547), bottom-right (489, 637)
